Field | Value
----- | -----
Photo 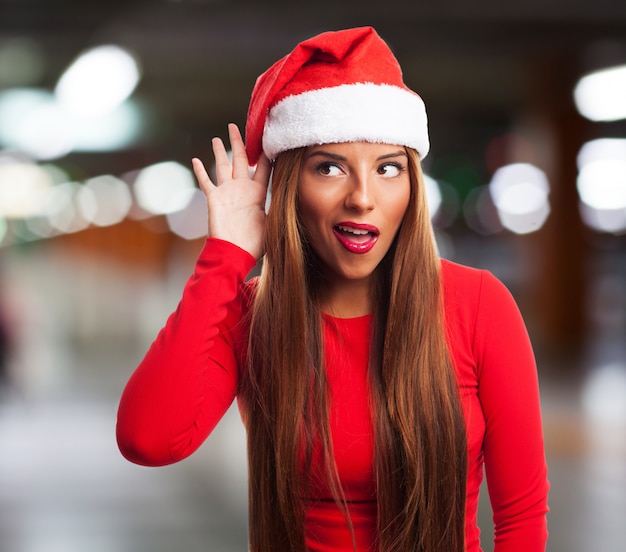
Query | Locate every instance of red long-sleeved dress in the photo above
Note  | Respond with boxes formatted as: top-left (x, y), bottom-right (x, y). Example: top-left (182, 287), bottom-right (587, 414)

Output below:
top-left (116, 238), bottom-right (549, 551)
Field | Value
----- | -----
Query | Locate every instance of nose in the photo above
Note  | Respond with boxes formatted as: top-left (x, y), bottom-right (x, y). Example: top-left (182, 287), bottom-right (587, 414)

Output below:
top-left (344, 171), bottom-right (375, 212)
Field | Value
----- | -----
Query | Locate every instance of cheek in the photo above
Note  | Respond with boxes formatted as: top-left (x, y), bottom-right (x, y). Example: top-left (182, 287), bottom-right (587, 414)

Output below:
top-left (297, 191), bottom-right (315, 229)
top-left (298, 187), bottom-right (329, 233)
top-left (388, 187), bottom-right (411, 228)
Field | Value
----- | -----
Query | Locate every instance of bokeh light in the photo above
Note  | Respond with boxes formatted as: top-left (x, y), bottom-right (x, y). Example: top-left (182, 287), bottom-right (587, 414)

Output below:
top-left (577, 138), bottom-right (626, 233)
top-left (0, 88), bottom-right (75, 160)
top-left (582, 363), bottom-right (626, 424)
top-left (0, 42), bottom-right (143, 160)
top-left (77, 175), bottom-right (133, 227)
top-left (580, 203), bottom-right (626, 234)
top-left (166, 188), bottom-right (208, 240)
top-left (0, 158), bottom-right (54, 218)
top-left (578, 160), bottom-right (626, 210)
top-left (574, 65), bottom-right (626, 122)
top-left (55, 45), bottom-right (141, 118)
top-left (24, 214), bottom-right (57, 240)
top-left (488, 163), bottom-right (551, 234)
top-left (463, 185), bottom-right (503, 235)
top-left (45, 181), bottom-right (91, 234)
top-left (423, 174), bottom-right (442, 219)
top-left (71, 100), bottom-right (144, 152)
top-left (0, 89), bottom-right (143, 159)
top-left (133, 161), bottom-right (196, 215)
top-left (432, 180), bottom-right (461, 229)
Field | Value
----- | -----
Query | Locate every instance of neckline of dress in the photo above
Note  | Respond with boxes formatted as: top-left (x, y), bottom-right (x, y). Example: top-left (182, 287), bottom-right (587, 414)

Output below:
top-left (322, 311), bottom-right (373, 323)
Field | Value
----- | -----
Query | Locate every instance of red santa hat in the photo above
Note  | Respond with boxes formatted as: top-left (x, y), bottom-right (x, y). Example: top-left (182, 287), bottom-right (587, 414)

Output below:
top-left (245, 26), bottom-right (429, 165)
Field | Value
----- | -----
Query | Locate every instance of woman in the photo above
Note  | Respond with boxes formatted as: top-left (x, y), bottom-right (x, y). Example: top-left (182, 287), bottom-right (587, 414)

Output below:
top-left (117, 27), bottom-right (549, 551)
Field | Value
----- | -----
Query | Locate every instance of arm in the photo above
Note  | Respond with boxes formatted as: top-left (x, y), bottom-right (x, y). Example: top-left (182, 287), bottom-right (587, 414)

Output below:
top-left (117, 124), bottom-right (270, 466)
top-left (116, 238), bottom-right (257, 466)
top-left (474, 272), bottom-right (549, 551)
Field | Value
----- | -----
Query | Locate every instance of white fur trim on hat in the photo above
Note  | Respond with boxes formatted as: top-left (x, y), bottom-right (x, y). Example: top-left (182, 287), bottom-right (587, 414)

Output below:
top-left (262, 82), bottom-right (430, 160)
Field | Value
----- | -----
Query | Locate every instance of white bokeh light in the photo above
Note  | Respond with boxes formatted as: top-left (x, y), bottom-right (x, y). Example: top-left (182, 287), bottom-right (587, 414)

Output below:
top-left (0, 161), bottom-right (54, 218)
top-left (133, 161), bottom-right (196, 215)
top-left (72, 100), bottom-right (143, 152)
top-left (579, 203), bottom-right (626, 234)
top-left (78, 175), bottom-right (132, 227)
top-left (166, 188), bottom-right (208, 240)
top-left (582, 363), bottom-right (626, 424)
top-left (488, 163), bottom-right (551, 234)
top-left (423, 174), bottom-right (443, 219)
top-left (578, 160), bottom-right (626, 210)
top-left (0, 89), bottom-right (75, 160)
top-left (14, 100), bottom-right (76, 160)
top-left (574, 65), bottom-right (626, 122)
top-left (44, 181), bottom-right (91, 234)
top-left (577, 138), bottom-right (626, 233)
top-left (463, 185), bottom-right (503, 236)
top-left (577, 139), bottom-right (626, 211)
top-left (0, 88), bottom-right (143, 159)
top-left (577, 137), bottom-right (626, 169)
top-left (55, 45), bottom-right (141, 118)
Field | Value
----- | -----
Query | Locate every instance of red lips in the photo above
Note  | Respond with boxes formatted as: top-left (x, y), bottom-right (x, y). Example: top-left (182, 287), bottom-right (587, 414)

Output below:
top-left (333, 222), bottom-right (380, 254)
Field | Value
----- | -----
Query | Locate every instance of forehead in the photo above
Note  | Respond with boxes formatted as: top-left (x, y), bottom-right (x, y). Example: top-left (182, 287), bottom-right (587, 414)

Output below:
top-left (304, 141), bottom-right (406, 158)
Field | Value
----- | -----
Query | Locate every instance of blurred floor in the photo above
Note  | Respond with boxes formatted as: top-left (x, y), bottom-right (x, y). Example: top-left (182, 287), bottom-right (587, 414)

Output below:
top-left (0, 241), bottom-right (625, 552)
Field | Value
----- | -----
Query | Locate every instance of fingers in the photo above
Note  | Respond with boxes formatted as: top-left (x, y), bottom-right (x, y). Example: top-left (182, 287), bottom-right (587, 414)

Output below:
top-left (228, 123), bottom-right (251, 180)
top-left (212, 135), bottom-right (232, 185)
top-left (211, 123), bottom-right (251, 184)
top-left (203, 123), bottom-right (266, 188)
top-left (253, 153), bottom-right (272, 187)
top-left (192, 157), bottom-right (214, 195)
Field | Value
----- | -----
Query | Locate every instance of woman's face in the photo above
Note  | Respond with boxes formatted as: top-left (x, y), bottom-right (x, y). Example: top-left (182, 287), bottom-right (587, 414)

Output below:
top-left (298, 141), bottom-right (411, 286)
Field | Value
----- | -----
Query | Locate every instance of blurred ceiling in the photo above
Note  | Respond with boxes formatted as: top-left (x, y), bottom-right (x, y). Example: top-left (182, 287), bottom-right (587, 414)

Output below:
top-left (1, 0), bottom-right (626, 175)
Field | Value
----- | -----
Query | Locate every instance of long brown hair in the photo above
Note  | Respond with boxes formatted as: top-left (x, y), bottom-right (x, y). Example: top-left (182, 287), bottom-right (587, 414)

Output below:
top-left (241, 146), bottom-right (467, 551)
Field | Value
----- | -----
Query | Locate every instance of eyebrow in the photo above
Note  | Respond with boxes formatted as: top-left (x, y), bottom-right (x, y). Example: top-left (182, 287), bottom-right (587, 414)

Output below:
top-left (306, 149), bottom-right (407, 162)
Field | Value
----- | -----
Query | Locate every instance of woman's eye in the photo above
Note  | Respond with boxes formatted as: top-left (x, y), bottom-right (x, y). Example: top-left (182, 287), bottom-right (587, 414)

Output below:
top-left (377, 163), bottom-right (403, 177)
top-left (316, 162), bottom-right (342, 176)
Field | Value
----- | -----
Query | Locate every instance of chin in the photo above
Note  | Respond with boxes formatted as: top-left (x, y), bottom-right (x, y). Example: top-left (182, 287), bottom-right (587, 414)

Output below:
top-left (336, 266), bottom-right (378, 282)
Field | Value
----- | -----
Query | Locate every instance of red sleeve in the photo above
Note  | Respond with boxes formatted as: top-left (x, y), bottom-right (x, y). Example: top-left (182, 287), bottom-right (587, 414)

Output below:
top-left (116, 238), bottom-right (256, 466)
top-left (474, 271), bottom-right (550, 550)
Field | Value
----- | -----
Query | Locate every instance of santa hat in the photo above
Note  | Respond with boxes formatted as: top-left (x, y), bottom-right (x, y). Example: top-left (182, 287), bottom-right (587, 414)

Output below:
top-left (245, 26), bottom-right (429, 165)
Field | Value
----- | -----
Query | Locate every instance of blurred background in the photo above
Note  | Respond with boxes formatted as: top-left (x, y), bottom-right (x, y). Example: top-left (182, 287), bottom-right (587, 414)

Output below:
top-left (0, 0), bottom-right (625, 550)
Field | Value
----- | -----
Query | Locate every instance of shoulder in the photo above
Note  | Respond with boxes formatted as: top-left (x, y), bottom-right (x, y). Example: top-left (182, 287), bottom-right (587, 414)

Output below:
top-left (440, 259), bottom-right (485, 316)
top-left (440, 260), bottom-right (484, 345)
top-left (440, 259), bottom-right (522, 351)
top-left (441, 258), bottom-right (484, 290)
top-left (441, 258), bottom-right (514, 310)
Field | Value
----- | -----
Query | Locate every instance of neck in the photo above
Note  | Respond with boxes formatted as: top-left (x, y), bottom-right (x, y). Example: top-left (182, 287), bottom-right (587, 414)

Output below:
top-left (320, 277), bottom-right (372, 318)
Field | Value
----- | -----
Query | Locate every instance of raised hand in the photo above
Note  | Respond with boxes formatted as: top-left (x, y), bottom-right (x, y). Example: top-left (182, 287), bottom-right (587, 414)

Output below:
top-left (192, 123), bottom-right (271, 261)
